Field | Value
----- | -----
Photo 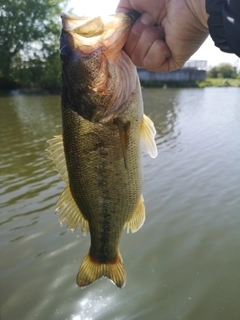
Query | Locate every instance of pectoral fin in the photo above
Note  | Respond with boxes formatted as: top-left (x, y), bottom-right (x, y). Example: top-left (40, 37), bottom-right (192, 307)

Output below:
top-left (114, 118), bottom-right (130, 170)
top-left (124, 195), bottom-right (145, 233)
top-left (46, 135), bottom-right (89, 234)
top-left (140, 114), bottom-right (158, 158)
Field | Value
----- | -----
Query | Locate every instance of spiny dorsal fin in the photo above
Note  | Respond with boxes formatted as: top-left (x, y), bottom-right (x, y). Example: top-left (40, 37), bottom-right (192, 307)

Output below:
top-left (114, 118), bottom-right (130, 170)
top-left (77, 251), bottom-right (126, 288)
top-left (46, 135), bottom-right (89, 234)
top-left (140, 114), bottom-right (158, 158)
top-left (46, 135), bottom-right (69, 184)
top-left (56, 186), bottom-right (89, 234)
top-left (124, 195), bottom-right (145, 233)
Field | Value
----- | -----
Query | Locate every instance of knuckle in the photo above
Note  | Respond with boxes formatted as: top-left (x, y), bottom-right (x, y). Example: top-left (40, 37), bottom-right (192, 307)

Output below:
top-left (143, 25), bottom-right (164, 40)
top-left (154, 40), bottom-right (170, 57)
top-left (143, 57), bottom-right (155, 71)
top-left (131, 51), bottom-right (142, 67)
top-left (131, 20), bottom-right (145, 38)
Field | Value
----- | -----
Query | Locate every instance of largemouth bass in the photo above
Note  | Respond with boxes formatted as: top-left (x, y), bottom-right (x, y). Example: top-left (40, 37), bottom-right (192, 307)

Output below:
top-left (47, 11), bottom-right (158, 288)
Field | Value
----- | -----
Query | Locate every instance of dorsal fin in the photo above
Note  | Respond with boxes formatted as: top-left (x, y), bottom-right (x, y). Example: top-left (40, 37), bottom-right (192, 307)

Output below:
top-left (46, 135), bottom-right (69, 184)
top-left (46, 135), bottom-right (89, 234)
top-left (56, 186), bottom-right (89, 234)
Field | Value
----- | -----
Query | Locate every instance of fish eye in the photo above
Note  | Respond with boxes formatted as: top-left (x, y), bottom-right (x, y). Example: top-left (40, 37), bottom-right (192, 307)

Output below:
top-left (60, 46), bottom-right (72, 63)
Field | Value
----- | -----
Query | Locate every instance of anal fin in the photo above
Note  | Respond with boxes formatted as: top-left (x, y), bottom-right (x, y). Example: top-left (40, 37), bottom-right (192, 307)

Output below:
top-left (124, 195), bottom-right (145, 233)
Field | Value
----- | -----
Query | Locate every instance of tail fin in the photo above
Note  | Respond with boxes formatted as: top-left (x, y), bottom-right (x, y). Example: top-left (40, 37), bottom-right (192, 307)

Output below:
top-left (76, 251), bottom-right (126, 288)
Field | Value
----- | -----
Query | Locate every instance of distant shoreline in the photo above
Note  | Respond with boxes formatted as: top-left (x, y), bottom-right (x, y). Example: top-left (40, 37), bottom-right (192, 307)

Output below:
top-left (1, 78), bottom-right (240, 94)
top-left (140, 78), bottom-right (240, 88)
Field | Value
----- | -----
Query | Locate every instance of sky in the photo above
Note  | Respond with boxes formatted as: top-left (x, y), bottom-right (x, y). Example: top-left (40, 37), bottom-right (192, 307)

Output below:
top-left (65, 0), bottom-right (239, 70)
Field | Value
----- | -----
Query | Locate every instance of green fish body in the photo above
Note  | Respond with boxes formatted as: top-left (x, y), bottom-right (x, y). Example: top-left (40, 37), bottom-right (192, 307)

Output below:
top-left (47, 12), bottom-right (157, 288)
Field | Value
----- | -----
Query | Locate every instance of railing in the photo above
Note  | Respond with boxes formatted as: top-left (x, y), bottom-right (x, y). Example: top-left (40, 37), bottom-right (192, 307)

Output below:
top-left (183, 60), bottom-right (207, 70)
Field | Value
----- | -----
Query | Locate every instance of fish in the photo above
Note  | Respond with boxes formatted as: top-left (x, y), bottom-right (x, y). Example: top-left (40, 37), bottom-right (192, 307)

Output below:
top-left (47, 11), bottom-right (158, 288)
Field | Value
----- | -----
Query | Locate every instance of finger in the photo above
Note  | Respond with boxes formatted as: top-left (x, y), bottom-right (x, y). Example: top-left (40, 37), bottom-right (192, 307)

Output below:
top-left (130, 26), bottom-right (165, 67)
top-left (142, 39), bottom-right (171, 72)
top-left (116, 0), bottom-right (162, 15)
top-left (116, 7), bottom-right (131, 13)
top-left (124, 13), bottom-right (155, 56)
top-left (116, 0), bottom-right (144, 13)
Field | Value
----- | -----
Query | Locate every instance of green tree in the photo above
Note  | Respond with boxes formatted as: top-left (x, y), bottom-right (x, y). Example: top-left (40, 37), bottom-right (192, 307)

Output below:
top-left (0, 0), bottom-right (67, 89)
top-left (207, 66), bottom-right (218, 78)
top-left (208, 63), bottom-right (237, 79)
top-left (217, 63), bottom-right (237, 78)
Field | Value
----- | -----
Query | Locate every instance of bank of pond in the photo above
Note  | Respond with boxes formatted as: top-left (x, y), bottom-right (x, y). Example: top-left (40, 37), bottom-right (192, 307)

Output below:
top-left (1, 78), bottom-right (240, 94)
top-left (140, 78), bottom-right (240, 88)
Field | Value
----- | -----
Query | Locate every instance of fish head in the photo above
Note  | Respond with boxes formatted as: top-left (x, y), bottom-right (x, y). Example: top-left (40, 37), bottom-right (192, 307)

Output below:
top-left (60, 12), bottom-right (139, 120)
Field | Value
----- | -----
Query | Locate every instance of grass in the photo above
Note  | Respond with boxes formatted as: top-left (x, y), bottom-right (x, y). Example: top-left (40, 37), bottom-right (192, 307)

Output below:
top-left (197, 78), bottom-right (240, 87)
top-left (140, 78), bottom-right (240, 88)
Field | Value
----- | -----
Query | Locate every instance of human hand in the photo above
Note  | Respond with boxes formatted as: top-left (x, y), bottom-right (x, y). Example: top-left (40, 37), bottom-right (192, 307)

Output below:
top-left (116, 0), bottom-right (209, 72)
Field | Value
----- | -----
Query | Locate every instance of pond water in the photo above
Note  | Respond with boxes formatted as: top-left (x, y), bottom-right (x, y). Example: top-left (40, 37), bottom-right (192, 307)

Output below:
top-left (0, 88), bottom-right (240, 320)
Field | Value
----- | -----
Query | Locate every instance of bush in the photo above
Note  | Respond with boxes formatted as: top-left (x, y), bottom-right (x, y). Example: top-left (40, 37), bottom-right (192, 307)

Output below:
top-left (207, 63), bottom-right (237, 79)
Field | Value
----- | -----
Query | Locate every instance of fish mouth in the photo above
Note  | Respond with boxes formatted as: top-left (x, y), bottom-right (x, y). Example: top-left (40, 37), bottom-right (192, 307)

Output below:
top-left (60, 12), bottom-right (105, 37)
top-left (60, 11), bottom-right (139, 54)
top-left (60, 11), bottom-right (139, 36)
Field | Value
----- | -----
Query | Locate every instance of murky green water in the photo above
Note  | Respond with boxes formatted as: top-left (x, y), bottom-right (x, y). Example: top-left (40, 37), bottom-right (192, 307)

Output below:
top-left (0, 88), bottom-right (240, 320)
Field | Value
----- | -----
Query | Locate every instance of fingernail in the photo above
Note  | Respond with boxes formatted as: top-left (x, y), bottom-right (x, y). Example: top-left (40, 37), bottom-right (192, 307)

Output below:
top-left (140, 13), bottom-right (154, 25)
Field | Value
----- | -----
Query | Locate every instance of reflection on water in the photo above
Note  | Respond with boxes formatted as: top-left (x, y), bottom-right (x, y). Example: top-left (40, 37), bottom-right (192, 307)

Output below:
top-left (0, 88), bottom-right (240, 320)
top-left (141, 88), bottom-right (181, 152)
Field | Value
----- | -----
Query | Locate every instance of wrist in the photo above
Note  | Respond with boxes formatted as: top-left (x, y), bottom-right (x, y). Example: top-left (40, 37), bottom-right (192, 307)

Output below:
top-left (186, 0), bottom-right (209, 30)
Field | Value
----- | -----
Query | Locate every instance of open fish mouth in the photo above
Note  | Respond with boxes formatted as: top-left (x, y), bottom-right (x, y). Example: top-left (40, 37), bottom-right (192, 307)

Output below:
top-left (60, 11), bottom-right (139, 51)
top-left (60, 11), bottom-right (140, 34)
